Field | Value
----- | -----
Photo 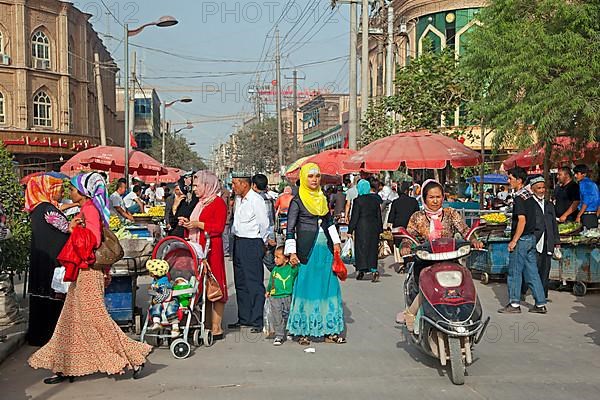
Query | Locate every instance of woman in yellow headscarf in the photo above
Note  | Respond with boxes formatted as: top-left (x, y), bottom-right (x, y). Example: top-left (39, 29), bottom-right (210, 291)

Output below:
top-left (284, 163), bottom-right (346, 345)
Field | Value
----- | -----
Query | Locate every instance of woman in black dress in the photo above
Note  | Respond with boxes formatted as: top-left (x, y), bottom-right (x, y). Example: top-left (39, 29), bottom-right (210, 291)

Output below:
top-left (348, 179), bottom-right (383, 282)
top-left (168, 175), bottom-right (199, 238)
top-left (24, 175), bottom-right (70, 346)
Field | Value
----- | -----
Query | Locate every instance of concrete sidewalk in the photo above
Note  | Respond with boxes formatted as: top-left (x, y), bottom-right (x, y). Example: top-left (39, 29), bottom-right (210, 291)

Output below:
top-left (0, 274), bottom-right (27, 367)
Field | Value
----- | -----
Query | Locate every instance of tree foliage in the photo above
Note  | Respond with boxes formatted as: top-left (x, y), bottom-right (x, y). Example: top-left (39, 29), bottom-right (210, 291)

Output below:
top-left (0, 144), bottom-right (31, 273)
top-left (235, 117), bottom-right (293, 173)
top-left (461, 0), bottom-right (600, 150)
top-left (148, 133), bottom-right (206, 171)
top-left (360, 43), bottom-right (474, 146)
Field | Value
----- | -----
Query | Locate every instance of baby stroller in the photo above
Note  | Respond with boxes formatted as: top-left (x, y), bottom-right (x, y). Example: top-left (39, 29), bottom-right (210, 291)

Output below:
top-left (140, 235), bottom-right (214, 359)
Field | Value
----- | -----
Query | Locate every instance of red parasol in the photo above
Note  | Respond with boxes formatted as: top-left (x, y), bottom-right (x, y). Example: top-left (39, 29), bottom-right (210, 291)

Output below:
top-left (342, 130), bottom-right (482, 171)
top-left (138, 167), bottom-right (183, 183)
top-left (285, 149), bottom-right (359, 181)
top-left (60, 146), bottom-right (166, 177)
top-left (502, 136), bottom-right (600, 170)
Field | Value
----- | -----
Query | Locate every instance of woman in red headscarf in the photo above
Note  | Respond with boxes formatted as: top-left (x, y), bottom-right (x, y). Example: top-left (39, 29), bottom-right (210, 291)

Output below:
top-left (179, 170), bottom-right (228, 339)
top-left (24, 175), bottom-right (71, 346)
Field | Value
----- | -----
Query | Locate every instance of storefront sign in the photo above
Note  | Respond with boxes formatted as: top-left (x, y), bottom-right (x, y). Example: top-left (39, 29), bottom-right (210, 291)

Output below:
top-left (1, 135), bottom-right (97, 151)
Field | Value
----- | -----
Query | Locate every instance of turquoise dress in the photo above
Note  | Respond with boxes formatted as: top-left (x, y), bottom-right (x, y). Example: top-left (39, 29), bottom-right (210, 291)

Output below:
top-left (286, 229), bottom-right (345, 337)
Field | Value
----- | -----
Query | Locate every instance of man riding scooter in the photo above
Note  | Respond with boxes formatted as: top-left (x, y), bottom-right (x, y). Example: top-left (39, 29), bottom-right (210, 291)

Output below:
top-left (398, 180), bottom-right (484, 330)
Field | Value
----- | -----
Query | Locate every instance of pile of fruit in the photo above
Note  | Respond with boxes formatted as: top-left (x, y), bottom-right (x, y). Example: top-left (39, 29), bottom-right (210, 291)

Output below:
top-left (147, 206), bottom-right (165, 218)
top-left (558, 222), bottom-right (582, 236)
top-left (114, 226), bottom-right (137, 240)
top-left (109, 215), bottom-right (122, 231)
top-left (482, 213), bottom-right (508, 225)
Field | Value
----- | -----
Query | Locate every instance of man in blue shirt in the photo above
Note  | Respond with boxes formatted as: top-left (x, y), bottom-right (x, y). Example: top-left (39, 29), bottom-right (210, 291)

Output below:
top-left (574, 164), bottom-right (599, 229)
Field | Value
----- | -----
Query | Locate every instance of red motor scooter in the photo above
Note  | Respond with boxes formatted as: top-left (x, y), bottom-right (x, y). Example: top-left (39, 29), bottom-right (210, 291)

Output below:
top-left (394, 222), bottom-right (490, 385)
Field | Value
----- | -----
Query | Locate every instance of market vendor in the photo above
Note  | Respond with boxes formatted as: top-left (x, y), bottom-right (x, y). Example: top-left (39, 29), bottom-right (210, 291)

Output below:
top-left (555, 166), bottom-right (580, 223)
top-left (123, 185), bottom-right (144, 214)
top-left (109, 178), bottom-right (134, 222)
top-left (574, 164), bottom-right (599, 229)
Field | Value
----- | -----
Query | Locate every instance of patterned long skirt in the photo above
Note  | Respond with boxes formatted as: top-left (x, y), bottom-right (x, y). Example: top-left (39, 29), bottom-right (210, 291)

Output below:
top-left (28, 268), bottom-right (152, 376)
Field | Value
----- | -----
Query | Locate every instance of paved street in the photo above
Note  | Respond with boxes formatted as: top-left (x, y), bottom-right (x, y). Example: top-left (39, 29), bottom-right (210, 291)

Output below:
top-left (2, 257), bottom-right (600, 400)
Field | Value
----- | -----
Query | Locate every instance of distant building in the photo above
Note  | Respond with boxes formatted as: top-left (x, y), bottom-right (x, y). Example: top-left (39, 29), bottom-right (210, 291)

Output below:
top-left (0, 0), bottom-right (118, 176)
top-left (115, 86), bottom-right (161, 150)
top-left (300, 94), bottom-right (352, 155)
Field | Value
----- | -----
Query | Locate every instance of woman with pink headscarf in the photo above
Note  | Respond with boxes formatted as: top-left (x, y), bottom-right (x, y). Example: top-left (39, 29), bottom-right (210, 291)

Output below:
top-left (179, 170), bottom-right (228, 339)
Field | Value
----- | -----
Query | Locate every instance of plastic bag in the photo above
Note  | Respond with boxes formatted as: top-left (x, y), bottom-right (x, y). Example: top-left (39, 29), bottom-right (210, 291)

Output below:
top-left (263, 297), bottom-right (276, 337)
top-left (341, 238), bottom-right (355, 264)
top-left (378, 240), bottom-right (392, 259)
top-left (51, 266), bottom-right (70, 294)
top-left (332, 252), bottom-right (348, 281)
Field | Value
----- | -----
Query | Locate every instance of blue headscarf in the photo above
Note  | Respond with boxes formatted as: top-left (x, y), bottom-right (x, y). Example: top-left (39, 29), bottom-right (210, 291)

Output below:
top-left (71, 172), bottom-right (110, 226)
top-left (357, 179), bottom-right (371, 196)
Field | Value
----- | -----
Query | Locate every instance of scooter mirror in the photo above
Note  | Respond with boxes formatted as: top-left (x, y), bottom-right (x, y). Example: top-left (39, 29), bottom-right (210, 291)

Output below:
top-left (466, 220), bottom-right (483, 240)
top-left (392, 227), bottom-right (419, 245)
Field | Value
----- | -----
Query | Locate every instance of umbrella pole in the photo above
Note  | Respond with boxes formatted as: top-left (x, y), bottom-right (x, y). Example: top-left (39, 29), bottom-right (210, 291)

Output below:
top-left (480, 122), bottom-right (487, 209)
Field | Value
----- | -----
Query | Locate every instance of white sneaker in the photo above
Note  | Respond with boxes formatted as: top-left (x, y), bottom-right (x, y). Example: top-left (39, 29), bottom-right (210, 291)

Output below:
top-left (170, 328), bottom-right (181, 338)
top-left (273, 337), bottom-right (283, 346)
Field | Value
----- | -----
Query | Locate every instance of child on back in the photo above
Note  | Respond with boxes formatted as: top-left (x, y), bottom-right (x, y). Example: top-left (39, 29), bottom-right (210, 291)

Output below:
top-left (266, 246), bottom-right (298, 346)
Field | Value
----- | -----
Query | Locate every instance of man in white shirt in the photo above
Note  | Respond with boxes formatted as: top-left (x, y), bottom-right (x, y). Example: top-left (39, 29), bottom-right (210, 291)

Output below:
top-left (144, 183), bottom-right (156, 206)
top-left (155, 183), bottom-right (166, 206)
top-left (228, 173), bottom-right (270, 333)
top-left (110, 178), bottom-right (134, 222)
top-left (124, 185), bottom-right (145, 214)
top-left (344, 177), bottom-right (358, 223)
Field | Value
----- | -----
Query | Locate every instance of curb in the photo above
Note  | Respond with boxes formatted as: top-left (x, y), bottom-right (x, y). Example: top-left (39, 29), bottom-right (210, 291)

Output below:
top-left (0, 328), bottom-right (26, 366)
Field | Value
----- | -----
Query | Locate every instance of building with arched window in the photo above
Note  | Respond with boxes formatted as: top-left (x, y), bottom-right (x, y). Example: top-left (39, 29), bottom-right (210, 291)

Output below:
top-left (0, 0), bottom-right (118, 176)
top-left (364, 1), bottom-right (496, 149)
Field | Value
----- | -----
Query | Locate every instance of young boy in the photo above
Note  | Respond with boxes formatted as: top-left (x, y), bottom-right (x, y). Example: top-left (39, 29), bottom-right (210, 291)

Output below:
top-left (266, 246), bottom-right (298, 346)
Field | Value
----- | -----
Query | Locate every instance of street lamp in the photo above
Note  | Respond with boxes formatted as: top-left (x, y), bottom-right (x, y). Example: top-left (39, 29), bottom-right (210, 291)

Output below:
top-left (124, 16), bottom-right (178, 187)
top-left (173, 123), bottom-right (194, 135)
top-left (162, 97), bottom-right (193, 164)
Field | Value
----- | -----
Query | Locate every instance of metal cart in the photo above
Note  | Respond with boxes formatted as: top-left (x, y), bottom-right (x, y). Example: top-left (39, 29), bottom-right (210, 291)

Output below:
top-left (466, 235), bottom-right (510, 284)
top-left (549, 240), bottom-right (600, 296)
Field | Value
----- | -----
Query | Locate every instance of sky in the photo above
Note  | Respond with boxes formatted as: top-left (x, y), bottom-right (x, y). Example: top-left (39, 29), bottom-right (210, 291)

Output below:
top-left (73, 0), bottom-right (351, 161)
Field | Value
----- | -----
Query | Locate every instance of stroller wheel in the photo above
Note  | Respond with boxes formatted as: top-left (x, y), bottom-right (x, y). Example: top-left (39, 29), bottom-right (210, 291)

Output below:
top-left (203, 330), bottom-right (214, 347)
top-left (192, 329), bottom-right (202, 347)
top-left (145, 335), bottom-right (163, 348)
top-left (170, 339), bottom-right (191, 359)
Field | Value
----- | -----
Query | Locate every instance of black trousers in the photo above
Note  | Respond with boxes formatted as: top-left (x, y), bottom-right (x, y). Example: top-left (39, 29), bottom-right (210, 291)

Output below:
top-left (582, 214), bottom-right (599, 230)
top-left (232, 237), bottom-right (266, 328)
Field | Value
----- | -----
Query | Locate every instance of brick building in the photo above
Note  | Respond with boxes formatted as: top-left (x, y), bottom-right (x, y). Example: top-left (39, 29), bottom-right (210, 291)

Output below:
top-left (0, 0), bottom-right (117, 176)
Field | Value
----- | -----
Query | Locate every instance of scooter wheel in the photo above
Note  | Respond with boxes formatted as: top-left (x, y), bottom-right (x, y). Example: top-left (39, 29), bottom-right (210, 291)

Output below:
top-left (448, 337), bottom-right (465, 385)
top-left (481, 272), bottom-right (490, 285)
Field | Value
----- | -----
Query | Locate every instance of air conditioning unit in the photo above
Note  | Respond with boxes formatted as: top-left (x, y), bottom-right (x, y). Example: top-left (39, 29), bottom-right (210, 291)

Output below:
top-left (0, 54), bottom-right (10, 65)
top-left (34, 58), bottom-right (50, 70)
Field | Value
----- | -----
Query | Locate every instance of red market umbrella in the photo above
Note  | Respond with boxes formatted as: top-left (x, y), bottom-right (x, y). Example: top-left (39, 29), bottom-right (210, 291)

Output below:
top-left (139, 167), bottom-right (182, 183)
top-left (285, 149), bottom-right (358, 181)
top-left (61, 146), bottom-right (166, 177)
top-left (502, 136), bottom-right (600, 170)
top-left (342, 130), bottom-right (482, 171)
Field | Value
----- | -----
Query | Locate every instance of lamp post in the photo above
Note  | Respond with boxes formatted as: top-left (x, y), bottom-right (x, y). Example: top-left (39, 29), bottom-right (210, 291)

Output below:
top-left (173, 123), bottom-right (194, 135)
top-left (124, 16), bottom-right (178, 187)
top-left (162, 97), bottom-right (192, 165)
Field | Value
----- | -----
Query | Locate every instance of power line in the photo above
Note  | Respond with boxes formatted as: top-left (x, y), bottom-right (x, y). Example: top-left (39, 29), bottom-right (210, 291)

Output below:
top-left (99, 0), bottom-right (124, 28)
top-left (284, 7), bottom-right (337, 55)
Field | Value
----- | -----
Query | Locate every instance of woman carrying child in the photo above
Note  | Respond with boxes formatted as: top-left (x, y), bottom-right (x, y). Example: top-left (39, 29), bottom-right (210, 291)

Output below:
top-left (285, 163), bottom-right (346, 345)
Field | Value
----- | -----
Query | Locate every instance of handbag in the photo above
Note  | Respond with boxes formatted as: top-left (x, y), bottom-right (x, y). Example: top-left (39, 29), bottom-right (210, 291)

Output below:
top-left (95, 226), bottom-right (124, 266)
top-left (341, 237), bottom-right (355, 264)
top-left (332, 252), bottom-right (348, 281)
top-left (378, 239), bottom-right (392, 259)
top-left (203, 261), bottom-right (223, 302)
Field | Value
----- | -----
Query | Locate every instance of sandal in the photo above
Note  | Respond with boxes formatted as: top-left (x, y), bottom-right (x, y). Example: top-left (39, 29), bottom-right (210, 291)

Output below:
top-left (298, 337), bottom-right (311, 346)
top-left (325, 334), bottom-right (347, 344)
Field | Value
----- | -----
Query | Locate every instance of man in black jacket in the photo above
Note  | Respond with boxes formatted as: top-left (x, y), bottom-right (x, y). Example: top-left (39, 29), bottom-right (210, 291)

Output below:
top-left (387, 182), bottom-right (420, 265)
top-left (525, 176), bottom-right (560, 300)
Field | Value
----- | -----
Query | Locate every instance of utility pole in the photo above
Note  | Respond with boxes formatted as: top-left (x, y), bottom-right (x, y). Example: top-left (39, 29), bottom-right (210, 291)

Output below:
top-left (376, 1), bottom-right (385, 97)
top-left (349, 1), bottom-right (358, 150)
top-left (361, 0), bottom-right (369, 120)
top-left (285, 69), bottom-right (305, 160)
top-left (129, 51), bottom-right (137, 155)
top-left (385, 5), bottom-right (394, 97)
top-left (93, 53), bottom-right (107, 146)
top-left (275, 28), bottom-right (284, 173)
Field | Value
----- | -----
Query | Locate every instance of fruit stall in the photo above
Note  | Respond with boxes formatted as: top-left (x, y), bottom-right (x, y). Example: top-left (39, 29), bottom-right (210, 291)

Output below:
top-left (105, 205), bottom-right (166, 333)
top-left (549, 224), bottom-right (600, 296)
top-left (466, 213), bottom-right (511, 284)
